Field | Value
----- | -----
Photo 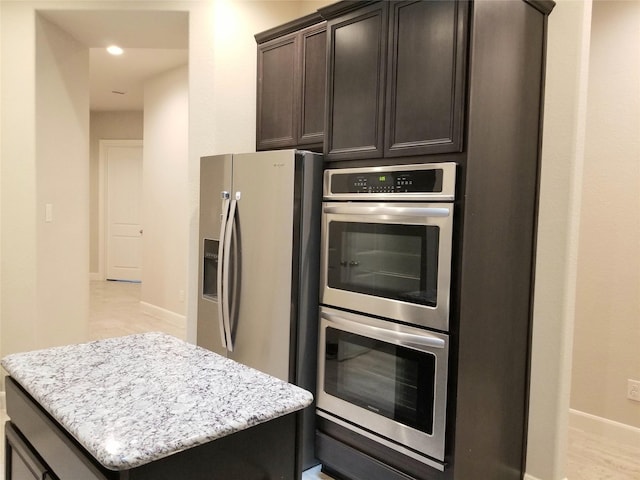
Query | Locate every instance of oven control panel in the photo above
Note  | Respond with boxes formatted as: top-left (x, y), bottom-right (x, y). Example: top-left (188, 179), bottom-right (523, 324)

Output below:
top-left (331, 169), bottom-right (443, 194)
top-left (324, 163), bottom-right (456, 201)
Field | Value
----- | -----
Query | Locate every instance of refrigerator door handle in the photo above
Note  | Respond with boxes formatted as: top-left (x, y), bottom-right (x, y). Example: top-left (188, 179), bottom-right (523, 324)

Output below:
top-left (221, 194), bottom-right (239, 351)
top-left (217, 193), bottom-right (231, 350)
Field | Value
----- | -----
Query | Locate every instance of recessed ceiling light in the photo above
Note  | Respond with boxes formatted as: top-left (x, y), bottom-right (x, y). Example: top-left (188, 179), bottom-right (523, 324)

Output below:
top-left (106, 45), bottom-right (124, 56)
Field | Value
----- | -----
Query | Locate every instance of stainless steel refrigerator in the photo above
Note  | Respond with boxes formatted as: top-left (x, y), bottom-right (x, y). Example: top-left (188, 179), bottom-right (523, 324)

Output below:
top-left (197, 149), bottom-right (322, 469)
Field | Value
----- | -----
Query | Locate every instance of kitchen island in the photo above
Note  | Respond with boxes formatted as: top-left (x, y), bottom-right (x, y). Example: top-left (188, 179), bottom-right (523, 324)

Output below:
top-left (2, 332), bottom-right (313, 479)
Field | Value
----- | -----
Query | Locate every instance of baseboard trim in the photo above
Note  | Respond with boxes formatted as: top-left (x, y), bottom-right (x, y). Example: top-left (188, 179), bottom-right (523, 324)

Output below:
top-left (140, 301), bottom-right (186, 326)
top-left (523, 475), bottom-right (567, 480)
top-left (569, 408), bottom-right (640, 447)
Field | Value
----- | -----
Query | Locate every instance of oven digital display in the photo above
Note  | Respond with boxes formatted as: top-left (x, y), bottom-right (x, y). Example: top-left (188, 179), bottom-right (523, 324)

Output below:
top-left (331, 169), bottom-right (443, 194)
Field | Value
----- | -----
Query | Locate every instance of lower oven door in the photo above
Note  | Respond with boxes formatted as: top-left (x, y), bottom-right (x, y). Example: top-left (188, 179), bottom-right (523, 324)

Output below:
top-left (317, 307), bottom-right (449, 463)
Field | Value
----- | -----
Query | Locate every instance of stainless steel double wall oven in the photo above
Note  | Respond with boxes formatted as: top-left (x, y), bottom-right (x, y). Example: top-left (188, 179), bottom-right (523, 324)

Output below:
top-left (317, 163), bottom-right (456, 470)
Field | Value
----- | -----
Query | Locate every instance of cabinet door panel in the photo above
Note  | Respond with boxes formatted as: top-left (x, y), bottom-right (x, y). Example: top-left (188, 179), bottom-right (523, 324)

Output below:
top-left (325, 3), bottom-right (388, 160)
top-left (385, 1), bottom-right (467, 156)
top-left (6, 378), bottom-right (110, 480)
top-left (257, 35), bottom-right (299, 150)
top-left (5, 422), bottom-right (57, 480)
top-left (299, 25), bottom-right (326, 146)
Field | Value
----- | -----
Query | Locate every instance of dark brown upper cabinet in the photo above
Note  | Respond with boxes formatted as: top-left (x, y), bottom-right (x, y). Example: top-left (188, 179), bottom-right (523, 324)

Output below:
top-left (322, 1), bottom-right (468, 161)
top-left (256, 15), bottom-right (326, 151)
top-left (323, 2), bottom-right (387, 160)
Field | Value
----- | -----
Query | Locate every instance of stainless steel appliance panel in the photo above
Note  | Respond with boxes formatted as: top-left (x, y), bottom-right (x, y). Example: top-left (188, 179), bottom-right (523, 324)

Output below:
top-left (323, 162), bottom-right (456, 202)
top-left (225, 151), bottom-right (296, 382)
top-left (317, 307), bottom-right (449, 463)
top-left (197, 150), bottom-right (323, 470)
top-left (320, 202), bottom-right (453, 331)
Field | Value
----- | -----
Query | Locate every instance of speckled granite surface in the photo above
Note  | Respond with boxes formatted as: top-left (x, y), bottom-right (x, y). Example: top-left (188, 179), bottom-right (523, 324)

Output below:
top-left (1, 332), bottom-right (313, 471)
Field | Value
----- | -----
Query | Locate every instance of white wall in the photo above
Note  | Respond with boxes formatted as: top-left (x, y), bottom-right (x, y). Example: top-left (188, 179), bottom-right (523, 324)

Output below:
top-left (1, 2), bottom-right (38, 365)
top-left (571, 0), bottom-right (640, 430)
top-left (35, 14), bottom-right (90, 346)
top-left (0, 8), bottom-right (90, 365)
top-left (526, 2), bottom-right (640, 478)
top-left (0, 8), bottom-right (89, 392)
top-left (89, 111), bottom-right (144, 275)
top-left (525, 1), bottom-right (593, 479)
top-left (142, 64), bottom-right (189, 318)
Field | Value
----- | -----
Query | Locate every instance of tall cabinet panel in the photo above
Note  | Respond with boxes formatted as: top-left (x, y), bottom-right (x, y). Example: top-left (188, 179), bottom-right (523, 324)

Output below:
top-left (453, 0), bottom-right (548, 476)
top-left (324, 2), bottom-right (388, 160)
top-left (313, 1), bottom-right (556, 480)
top-left (385, 1), bottom-right (467, 157)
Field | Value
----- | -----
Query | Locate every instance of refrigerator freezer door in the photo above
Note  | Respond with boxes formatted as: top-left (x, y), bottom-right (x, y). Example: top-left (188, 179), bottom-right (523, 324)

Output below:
top-left (227, 150), bottom-right (296, 381)
top-left (197, 154), bottom-right (233, 355)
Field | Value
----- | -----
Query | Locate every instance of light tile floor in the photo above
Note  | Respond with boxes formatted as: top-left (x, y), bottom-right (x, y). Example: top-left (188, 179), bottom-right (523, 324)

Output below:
top-left (1, 280), bottom-right (639, 480)
top-left (567, 426), bottom-right (640, 479)
top-left (88, 279), bottom-right (186, 341)
top-left (303, 465), bottom-right (335, 479)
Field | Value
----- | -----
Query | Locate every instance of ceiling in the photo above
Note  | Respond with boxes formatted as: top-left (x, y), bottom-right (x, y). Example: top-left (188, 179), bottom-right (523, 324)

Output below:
top-left (39, 10), bottom-right (189, 111)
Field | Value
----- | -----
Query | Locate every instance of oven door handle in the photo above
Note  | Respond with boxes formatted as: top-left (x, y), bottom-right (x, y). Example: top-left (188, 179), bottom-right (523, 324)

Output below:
top-left (323, 205), bottom-right (450, 218)
top-left (322, 311), bottom-right (446, 350)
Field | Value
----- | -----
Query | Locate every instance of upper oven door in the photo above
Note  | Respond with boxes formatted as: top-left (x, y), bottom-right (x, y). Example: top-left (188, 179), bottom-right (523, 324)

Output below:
top-left (320, 202), bottom-right (453, 331)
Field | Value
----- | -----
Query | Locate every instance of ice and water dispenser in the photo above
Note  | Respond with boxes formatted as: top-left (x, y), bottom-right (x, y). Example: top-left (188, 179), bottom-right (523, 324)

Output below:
top-left (202, 239), bottom-right (219, 300)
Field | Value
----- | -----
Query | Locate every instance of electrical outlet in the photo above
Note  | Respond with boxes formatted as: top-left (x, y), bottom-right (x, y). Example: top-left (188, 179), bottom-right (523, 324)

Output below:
top-left (628, 379), bottom-right (640, 402)
top-left (45, 203), bottom-right (53, 223)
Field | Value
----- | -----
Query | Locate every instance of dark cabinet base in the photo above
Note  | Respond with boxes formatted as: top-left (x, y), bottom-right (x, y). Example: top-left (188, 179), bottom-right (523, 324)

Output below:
top-left (316, 415), bottom-right (451, 480)
top-left (316, 432), bottom-right (453, 480)
top-left (5, 377), bottom-right (302, 480)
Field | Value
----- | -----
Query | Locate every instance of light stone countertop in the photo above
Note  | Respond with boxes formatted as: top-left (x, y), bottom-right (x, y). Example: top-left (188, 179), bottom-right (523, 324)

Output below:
top-left (1, 332), bottom-right (313, 471)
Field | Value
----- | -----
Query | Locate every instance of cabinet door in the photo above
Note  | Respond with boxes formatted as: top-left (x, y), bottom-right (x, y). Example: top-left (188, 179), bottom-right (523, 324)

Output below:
top-left (5, 422), bottom-right (57, 480)
top-left (298, 24), bottom-right (326, 147)
top-left (256, 33), bottom-right (300, 150)
top-left (325, 2), bottom-right (388, 160)
top-left (385, 1), bottom-right (468, 157)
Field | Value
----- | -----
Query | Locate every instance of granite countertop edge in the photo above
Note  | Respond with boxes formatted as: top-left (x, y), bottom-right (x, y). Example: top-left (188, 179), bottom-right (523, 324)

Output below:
top-left (1, 332), bottom-right (313, 471)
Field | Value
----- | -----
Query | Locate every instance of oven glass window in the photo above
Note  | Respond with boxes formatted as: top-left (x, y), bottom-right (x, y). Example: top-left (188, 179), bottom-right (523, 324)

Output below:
top-left (327, 222), bottom-right (439, 306)
top-left (324, 327), bottom-right (436, 434)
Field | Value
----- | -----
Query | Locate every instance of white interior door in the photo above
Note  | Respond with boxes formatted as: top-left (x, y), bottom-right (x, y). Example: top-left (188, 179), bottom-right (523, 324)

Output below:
top-left (105, 142), bottom-right (143, 281)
